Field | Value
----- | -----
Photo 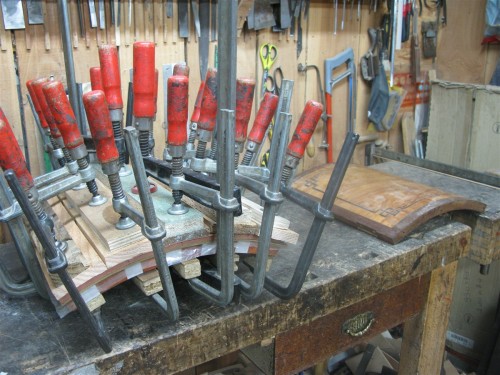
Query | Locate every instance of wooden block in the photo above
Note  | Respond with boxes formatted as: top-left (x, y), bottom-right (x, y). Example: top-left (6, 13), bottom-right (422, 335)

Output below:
top-left (173, 259), bottom-right (201, 279)
top-left (134, 270), bottom-right (162, 296)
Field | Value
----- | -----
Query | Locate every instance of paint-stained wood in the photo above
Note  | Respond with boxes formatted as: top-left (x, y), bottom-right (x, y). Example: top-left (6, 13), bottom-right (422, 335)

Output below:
top-left (274, 274), bottom-right (430, 375)
top-left (292, 163), bottom-right (485, 244)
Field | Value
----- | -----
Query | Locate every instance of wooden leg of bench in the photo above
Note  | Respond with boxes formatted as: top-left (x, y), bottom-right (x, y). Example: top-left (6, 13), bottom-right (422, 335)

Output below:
top-left (399, 261), bottom-right (458, 374)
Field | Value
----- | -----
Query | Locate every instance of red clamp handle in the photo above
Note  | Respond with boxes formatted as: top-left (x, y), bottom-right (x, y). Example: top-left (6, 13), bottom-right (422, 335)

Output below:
top-left (235, 78), bottom-right (255, 143)
top-left (98, 45), bottom-right (123, 110)
top-left (167, 75), bottom-right (189, 146)
top-left (197, 68), bottom-right (217, 132)
top-left (26, 79), bottom-right (49, 130)
top-left (190, 81), bottom-right (206, 123)
top-left (287, 100), bottom-right (323, 159)
top-left (173, 62), bottom-right (190, 77)
top-left (248, 92), bottom-right (278, 144)
top-left (154, 68), bottom-right (159, 115)
top-left (133, 41), bottom-right (156, 118)
top-left (31, 78), bottom-right (63, 140)
top-left (89, 67), bottom-right (104, 91)
top-left (0, 116), bottom-right (34, 190)
top-left (83, 91), bottom-right (119, 164)
top-left (43, 81), bottom-right (83, 150)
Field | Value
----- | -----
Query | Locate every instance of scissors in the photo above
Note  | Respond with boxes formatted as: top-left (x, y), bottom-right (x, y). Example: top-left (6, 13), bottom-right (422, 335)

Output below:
top-left (264, 67), bottom-right (284, 96)
top-left (259, 43), bottom-right (277, 96)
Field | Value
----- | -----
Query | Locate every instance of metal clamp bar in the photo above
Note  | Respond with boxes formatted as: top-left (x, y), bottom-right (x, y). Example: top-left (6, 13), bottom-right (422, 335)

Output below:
top-left (124, 126), bottom-right (179, 321)
top-left (5, 170), bottom-right (112, 352)
top-left (264, 132), bottom-right (359, 299)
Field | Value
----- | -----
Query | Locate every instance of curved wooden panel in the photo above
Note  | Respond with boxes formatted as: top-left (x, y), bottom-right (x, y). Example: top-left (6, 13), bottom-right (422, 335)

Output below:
top-left (292, 164), bottom-right (486, 244)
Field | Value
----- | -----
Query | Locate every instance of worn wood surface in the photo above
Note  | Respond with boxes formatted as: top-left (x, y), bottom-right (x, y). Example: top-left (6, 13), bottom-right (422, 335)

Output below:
top-left (372, 161), bottom-right (500, 265)
top-left (399, 261), bottom-right (458, 375)
top-left (292, 163), bottom-right (485, 244)
top-left (274, 273), bottom-right (431, 375)
top-left (0, 194), bottom-right (470, 374)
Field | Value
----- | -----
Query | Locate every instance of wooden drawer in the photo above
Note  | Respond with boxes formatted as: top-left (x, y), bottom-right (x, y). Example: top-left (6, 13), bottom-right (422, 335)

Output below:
top-left (274, 273), bottom-right (431, 374)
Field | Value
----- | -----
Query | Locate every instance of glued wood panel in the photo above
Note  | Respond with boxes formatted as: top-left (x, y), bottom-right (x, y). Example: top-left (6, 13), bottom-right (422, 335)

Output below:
top-left (292, 163), bottom-right (485, 244)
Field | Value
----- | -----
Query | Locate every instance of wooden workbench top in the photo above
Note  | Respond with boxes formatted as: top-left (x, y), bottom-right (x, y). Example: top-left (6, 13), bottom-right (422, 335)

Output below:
top-left (371, 161), bottom-right (499, 265)
top-left (0, 196), bottom-right (470, 374)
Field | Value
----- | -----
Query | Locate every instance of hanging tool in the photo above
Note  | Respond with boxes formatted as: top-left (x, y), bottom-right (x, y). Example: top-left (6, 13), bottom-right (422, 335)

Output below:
top-left (334, 0), bottom-right (338, 35)
top-left (89, 67), bottom-right (104, 91)
top-left (411, 0), bottom-right (421, 83)
top-left (98, 45), bottom-right (129, 176)
top-left (191, 0), bottom-right (201, 37)
top-left (389, 0), bottom-right (398, 87)
top-left (178, 0), bottom-right (189, 38)
top-left (77, 0), bottom-right (85, 36)
top-left (357, 0), bottom-right (361, 21)
top-left (253, 0), bottom-right (276, 30)
top-left (360, 28), bottom-right (379, 82)
top-left (26, 0), bottom-right (44, 24)
top-left (166, 0), bottom-right (173, 18)
top-left (259, 43), bottom-right (277, 97)
top-left (98, 0), bottom-right (105, 29)
top-left (280, 0), bottom-right (291, 29)
top-left (133, 42), bottom-right (156, 157)
top-left (43, 81), bottom-right (107, 206)
top-left (0, 0), bottom-right (25, 29)
top-left (281, 101), bottom-right (323, 184)
top-left (234, 78), bottom-right (256, 168)
top-left (199, 0), bottom-right (210, 81)
top-left (324, 48), bottom-right (357, 163)
top-left (210, 0), bottom-right (217, 41)
top-left (240, 93), bottom-right (279, 167)
top-left (166, 75), bottom-right (189, 215)
top-left (341, 0), bottom-right (346, 31)
top-left (89, 0), bottom-right (98, 28)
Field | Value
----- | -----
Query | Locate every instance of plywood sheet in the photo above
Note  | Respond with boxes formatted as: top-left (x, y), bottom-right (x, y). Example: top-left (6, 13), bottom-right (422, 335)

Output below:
top-left (292, 164), bottom-right (485, 244)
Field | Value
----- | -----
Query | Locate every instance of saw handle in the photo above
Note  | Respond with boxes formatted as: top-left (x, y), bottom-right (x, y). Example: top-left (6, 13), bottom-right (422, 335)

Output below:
top-left (0, 117), bottom-right (34, 190)
top-left (89, 67), bottom-right (104, 91)
top-left (247, 92), bottom-right (278, 144)
top-left (287, 100), bottom-right (323, 159)
top-left (197, 68), bottom-right (218, 132)
top-left (133, 42), bottom-right (156, 118)
top-left (235, 78), bottom-right (255, 144)
top-left (83, 91), bottom-right (119, 164)
top-left (190, 81), bottom-right (206, 124)
top-left (167, 76), bottom-right (189, 146)
top-left (98, 45), bottom-right (123, 110)
top-left (43, 81), bottom-right (83, 150)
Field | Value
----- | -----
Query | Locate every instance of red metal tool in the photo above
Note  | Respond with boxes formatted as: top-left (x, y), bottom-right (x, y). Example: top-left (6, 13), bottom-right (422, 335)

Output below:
top-left (133, 42), bottom-right (156, 157)
top-left (83, 90), bottom-right (134, 229)
top-left (98, 44), bottom-right (127, 171)
top-left (167, 75), bottom-right (189, 214)
top-left (241, 92), bottom-right (279, 166)
top-left (133, 41), bottom-right (156, 119)
top-left (282, 100), bottom-right (323, 183)
top-left (0, 116), bottom-right (33, 191)
top-left (89, 67), bottom-right (104, 91)
top-left (83, 91), bottom-right (119, 164)
top-left (43, 81), bottom-right (105, 205)
top-left (173, 62), bottom-right (190, 77)
top-left (195, 68), bottom-right (217, 159)
top-left (26, 80), bottom-right (49, 130)
top-left (235, 78), bottom-right (256, 154)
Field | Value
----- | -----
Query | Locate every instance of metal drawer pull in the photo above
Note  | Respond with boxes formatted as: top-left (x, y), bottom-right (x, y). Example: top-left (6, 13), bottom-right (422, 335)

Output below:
top-left (342, 311), bottom-right (375, 337)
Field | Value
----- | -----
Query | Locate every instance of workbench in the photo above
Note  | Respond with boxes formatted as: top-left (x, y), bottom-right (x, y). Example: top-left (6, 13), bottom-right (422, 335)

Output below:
top-left (0, 186), bottom-right (470, 374)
